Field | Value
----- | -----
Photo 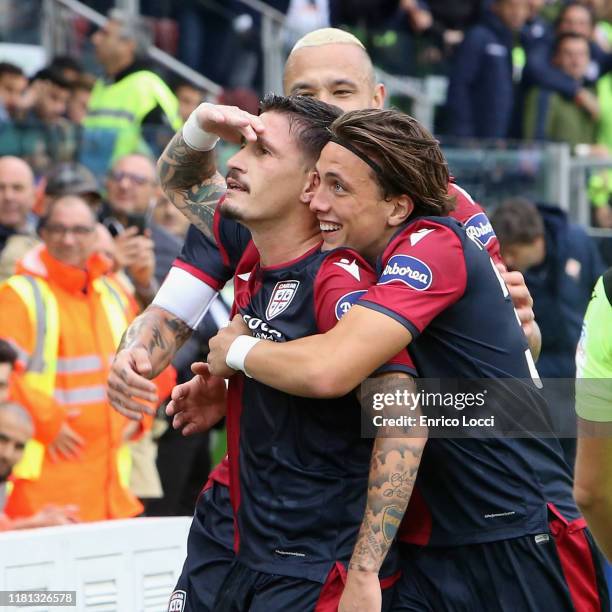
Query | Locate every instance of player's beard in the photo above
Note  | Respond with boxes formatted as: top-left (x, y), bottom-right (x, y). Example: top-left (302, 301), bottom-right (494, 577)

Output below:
top-left (219, 198), bottom-right (245, 222)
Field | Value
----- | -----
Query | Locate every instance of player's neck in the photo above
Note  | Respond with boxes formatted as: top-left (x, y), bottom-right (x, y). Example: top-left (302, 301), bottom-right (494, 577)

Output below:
top-left (251, 222), bottom-right (321, 267)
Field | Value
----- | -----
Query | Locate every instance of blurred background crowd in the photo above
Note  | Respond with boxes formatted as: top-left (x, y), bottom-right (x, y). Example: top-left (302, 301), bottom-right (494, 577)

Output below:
top-left (0, 0), bottom-right (611, 532)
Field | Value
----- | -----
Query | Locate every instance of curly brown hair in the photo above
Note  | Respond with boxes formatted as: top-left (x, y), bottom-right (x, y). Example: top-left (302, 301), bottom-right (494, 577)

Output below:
top-left (329, 108), bottom-right (454, 217)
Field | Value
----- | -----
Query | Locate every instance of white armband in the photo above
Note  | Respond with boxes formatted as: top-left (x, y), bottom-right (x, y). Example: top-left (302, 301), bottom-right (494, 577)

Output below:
top-left (153, 267), bottom-right (218, 329)
top-left (226, 336), bottom-right (261, 377)
top-left (182, 104), bottom-right (220, 151)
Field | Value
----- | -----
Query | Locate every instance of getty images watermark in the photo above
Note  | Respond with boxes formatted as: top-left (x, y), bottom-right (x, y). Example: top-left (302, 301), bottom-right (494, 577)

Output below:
top-left (360, 378), bottom-right (610, 438)
top-left (370, 387), bottom-right (493, 429)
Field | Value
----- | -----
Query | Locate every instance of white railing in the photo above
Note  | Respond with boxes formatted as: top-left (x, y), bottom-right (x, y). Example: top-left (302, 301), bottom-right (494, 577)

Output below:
top-left (0, 516), bottom-right (191, 611)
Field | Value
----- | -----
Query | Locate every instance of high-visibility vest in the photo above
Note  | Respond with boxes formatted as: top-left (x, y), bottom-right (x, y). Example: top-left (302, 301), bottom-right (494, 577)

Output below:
top-left (5, 275), bottom-right (131, 483)
top-left (80, 70), bottom-right (181, 178)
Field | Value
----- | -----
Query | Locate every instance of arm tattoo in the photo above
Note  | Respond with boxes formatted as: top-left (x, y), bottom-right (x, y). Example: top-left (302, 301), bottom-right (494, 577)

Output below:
top-left (349, 374), bottom-right (427, 573)
top-left (118, 306), bottom-right (193, 377)
top-left (157, 132), bottom-right (226, 241)
top-left (349, 439), bottom-right (425, 572)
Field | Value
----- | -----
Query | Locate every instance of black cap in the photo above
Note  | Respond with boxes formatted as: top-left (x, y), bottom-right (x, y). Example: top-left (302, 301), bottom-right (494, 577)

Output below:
top-left (45, 163), bottom-right (101, 203)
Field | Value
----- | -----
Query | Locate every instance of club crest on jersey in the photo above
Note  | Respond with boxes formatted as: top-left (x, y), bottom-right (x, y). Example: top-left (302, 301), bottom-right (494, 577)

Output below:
top-left (464, 212), bottom-right (496, 248)
top-left (168, 590), bottom-right (186, 612)
top-left (335, 290), bottom-right (368, 320)
top-left (379, 255), bottom-right (432, 290)
top-left (266, 280), bottom-right (300, 320)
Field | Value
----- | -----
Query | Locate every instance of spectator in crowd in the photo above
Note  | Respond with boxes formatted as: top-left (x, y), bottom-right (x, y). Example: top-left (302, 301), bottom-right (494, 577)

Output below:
top-left (0, 62), bottom-right (27, 124)
top-left (18, 67), bottom-right (78, 174)
top-left (522, 2), bottom-right (611, 122)
top-left (407, 0), bottom-right (483, 54)
top-left (152, 192), bottom-right (189, 240)
top-left (492, 197), bottom-right (603, 464)
top-left (101, 153), bottom-right (222, 516)
top-left (523, 33), bottom-right (597, 146)
top-left (0, 403), bottom-right (79, 530)
top-left (0, 195), bottom-right (154, 522)
top-left (0, 156), bottom-right (40, 282)
top-left (44, 162), bottom-right (102, 213)
top-left (0, 340), bottom-right (79, 530)
top-left (172, 78), bottom-right (206, 123)
top-left (101, 153), bottom-right (178, 290)
top-left (21, 68), bottom-right (72, 130)
top-left (491, 197), bottom-right (604, 379)
top-left (66, 74), bottom-right (96, 126)
top-left (447, 0), bottom-right (530, 138)
top-left (48, 56), bottom-right (84, 85)
top-left (81, 9), bottom-right (181, 178)
top-left (574, 266), bottom-right (612, 562)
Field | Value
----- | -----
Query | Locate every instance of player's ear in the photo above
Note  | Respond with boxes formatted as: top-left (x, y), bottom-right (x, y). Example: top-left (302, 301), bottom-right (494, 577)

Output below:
top-left (372, 83), bottom-right (386, 109)
top-left (388, 194), bottom-right (413, 227)
top-left (300, 170), bottom-right (319, 204)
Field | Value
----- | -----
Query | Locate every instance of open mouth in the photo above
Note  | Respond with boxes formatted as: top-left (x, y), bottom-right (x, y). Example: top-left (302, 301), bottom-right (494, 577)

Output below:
top-left (226, 177), bottom-right (249, 192)
top-left (319, 221), bottom-right (342, 233)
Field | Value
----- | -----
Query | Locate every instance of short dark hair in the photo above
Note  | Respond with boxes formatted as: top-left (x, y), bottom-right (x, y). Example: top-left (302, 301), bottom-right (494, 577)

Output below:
top-left (490, 198), bottom-right (545, 246)
top-left (258, 94), bottom-right (342, 163)
top-left (49, 55), bottom-right (83, 77)
top-left (0, 339), bottom-right (17, 367)
top-left (328, 108), bottom-right (453, 217)
top-left (556, 2), bottom-right (595, 32)
top-left (0, 62), bottom-right (24, 79)
top-left (553, 32), bottom-right (590, 56)
top-left (31, 67), bottom-right (71, 90)
top-left (171, 76), bottom-right (205, 95)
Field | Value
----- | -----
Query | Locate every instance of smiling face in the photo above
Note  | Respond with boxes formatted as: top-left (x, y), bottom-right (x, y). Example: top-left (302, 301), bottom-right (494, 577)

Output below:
top-left (41, 196), bottom-right (97, 269)
top-left (220, 111), bottom-right (314, 229)
top-left (310, 142), bottom-right (403, 261)
top-left (554, 36), bottom-right (590, 80)
top-left (283, 43), bottom-right (385, 112)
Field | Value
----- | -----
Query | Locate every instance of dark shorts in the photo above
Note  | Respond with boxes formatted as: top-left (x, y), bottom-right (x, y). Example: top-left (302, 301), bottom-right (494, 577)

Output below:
top-left (392, 510), bottom-right (609, 612)
top-left (214, 559), bottom-right (399, 612)
top-left (168, 481), bottom-right (235, 612)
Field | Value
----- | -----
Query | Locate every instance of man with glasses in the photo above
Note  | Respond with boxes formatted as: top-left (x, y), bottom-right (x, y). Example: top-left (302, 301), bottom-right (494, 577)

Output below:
top-left (101, 153), bottom-right (169, 303)
top-left (104, 152), bottom-right (231, 517)
top-left (0, 195), bottom-right (148, 522)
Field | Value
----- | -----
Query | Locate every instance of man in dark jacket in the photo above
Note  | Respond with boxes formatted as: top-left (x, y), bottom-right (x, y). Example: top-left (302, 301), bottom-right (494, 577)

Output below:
top-left (492, 198), bottom-right (604, 464)
top-left (491, 197), bottom-right (604, 378)
top-left (447, 0), bottom-right (530, 138)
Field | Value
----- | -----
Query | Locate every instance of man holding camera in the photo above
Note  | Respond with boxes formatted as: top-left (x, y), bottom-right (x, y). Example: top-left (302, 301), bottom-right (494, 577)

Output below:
top-left (100, 153), bottom-right (179, 306)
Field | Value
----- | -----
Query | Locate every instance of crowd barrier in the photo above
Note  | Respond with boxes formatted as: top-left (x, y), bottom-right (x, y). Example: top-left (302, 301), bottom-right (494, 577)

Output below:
top-left (0, 516), bottom-right (191, 611)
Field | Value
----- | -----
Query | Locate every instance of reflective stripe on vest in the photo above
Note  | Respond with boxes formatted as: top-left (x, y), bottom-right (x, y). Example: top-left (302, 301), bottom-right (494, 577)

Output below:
top-left (81, 71), bottom-right (181, 176)
top-left (6, 276), bottom-right (58, 480)
top-left (6, 275), bottom-right (130, 482)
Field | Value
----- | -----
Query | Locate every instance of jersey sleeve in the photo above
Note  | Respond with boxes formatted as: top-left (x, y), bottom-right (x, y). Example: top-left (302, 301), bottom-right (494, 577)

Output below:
top-left (173, 206), bottom-right (252, 290)
top-left (448, 182), bottom-right (503, 264)
top-left (360, 222), bottom-right (467, 339)
top-left (313, 249), bottom-right (417, 376)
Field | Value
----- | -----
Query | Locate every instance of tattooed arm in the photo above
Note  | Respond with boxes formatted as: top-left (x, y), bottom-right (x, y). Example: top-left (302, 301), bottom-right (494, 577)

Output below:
top-left (157, 103), bottom-right (264, 240)
top-left (157, 131), bottom-right (226, 241)
top-left (339, 374), bottom-right (428, 612)
top-left (107, 305), bottom-right (192, 420)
